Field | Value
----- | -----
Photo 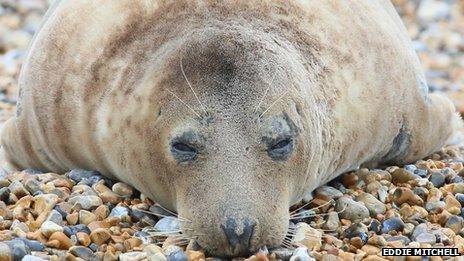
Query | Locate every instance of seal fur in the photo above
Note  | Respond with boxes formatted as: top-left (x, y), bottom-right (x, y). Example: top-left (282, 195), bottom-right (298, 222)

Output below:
top-left (1, 0), bottom-right (460, 256)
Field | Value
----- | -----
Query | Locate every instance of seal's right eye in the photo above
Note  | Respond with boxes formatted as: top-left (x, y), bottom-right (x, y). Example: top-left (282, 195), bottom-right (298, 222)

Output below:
top-left (171, 142), bottom-right (198, 162)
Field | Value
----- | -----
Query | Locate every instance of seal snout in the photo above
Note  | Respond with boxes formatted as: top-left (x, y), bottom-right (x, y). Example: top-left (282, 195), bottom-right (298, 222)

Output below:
top-left (221, 218), bottom-right (256, 253)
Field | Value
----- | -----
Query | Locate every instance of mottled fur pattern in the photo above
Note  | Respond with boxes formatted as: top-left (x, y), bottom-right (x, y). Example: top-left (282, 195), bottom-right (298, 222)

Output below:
top-left (1, 0), bottom-right (459, 257)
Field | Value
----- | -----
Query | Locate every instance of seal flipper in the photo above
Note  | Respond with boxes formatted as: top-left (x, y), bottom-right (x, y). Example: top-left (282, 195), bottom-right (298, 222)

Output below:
top-left (380, 93), bottom-right (460, 166)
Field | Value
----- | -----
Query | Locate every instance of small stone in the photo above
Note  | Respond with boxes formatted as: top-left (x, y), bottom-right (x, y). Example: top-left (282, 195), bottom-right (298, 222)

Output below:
top-left (381, 217), bottom-right (405, 234)
top-left (293, 223), bottom-right (322, 251)
top-left (445, 195), bottom-right (462, 215)
top-left (369, 220), bottom-right (381, 234)
top-left (186, 250), bottom-right (205, 261)
top-left (144, 244), bottom-right (167, 261)
top-left (335, 197), bottom-right (369, 222)
top-left (66, 212), bottom-right (79, 225)
top-left (76, 232), bottom-right (91, 246)
top-left (34, 194), bottom-right (59, 212)
top-left (124, 237), bottom-right (143, 251)
top-left (341, 173), bottom-right (358, 187)
top-left (99, 191), bottom-right (122, 204)
top-left (425, 201), bottom-right (446, 213)
top-left (68, 169), bottom-right (101, 183)
top-left (90, 228), bottom-right (111, 245)
top-left (322, 211), bottom-right (340, 231)
top-left (455, 193), bottom-right (464, 206)
top-left (343, 223), bottom-right (368, 244)
top-left (68, 195), bottom-right (102, 210)
top-left (445, 215), bottom-right (464, 234)
top-left (167, 249), bottom-right (188, 261)
top-left (453, 183), bottom-right (464, 194)
top-left (9, 180), bottom-right (30, 198)
top-left (430, 172), bottom-right (445, 188)
top-left (79, 210), bottom-right (97, 225)
top-left (356, 193), bottom-right (386, 216)
top-left (69, 246), bottom-right (94, 260)
top-left (94, 205), bottom-right (109, 220)
top-left (24, 179), bottom-right (41, 195)
top-left (290, 247), bottom-right (314, 261)
top-left (411, 223), bottom-right (428, 240)
top-left (40, 221), bottom-right (63, 238)
top-left (154, 217), bottom-right (181, 232)
top-left (314, 186), bottom-right (343, 200)
top-left (45, 210), bottom-right (63, 226)
top-left (391, 169), bottom-right (418, 184)
top-left (5, 239), bottom-right (30, 261)
top-left (119, 251), bottom-right (147, 261)
top-left (17, 239), bottom-right (44, 252)
top-left (387, 235), bottom-right (410, 245)
top-left (392, 188), bottom-right (423, 206)
top-left (22, 255), bottom-right (45, 261)
top-left (109, 205), bottom-right (128, 218)
top-left (0, 242), bottom-right (12, 261)
top-left (48, 232), bottom-right (72, 250)
top-left (415, 233), bottom-right (436, 245)
top-left (112, 182), bottom-right (134, 198)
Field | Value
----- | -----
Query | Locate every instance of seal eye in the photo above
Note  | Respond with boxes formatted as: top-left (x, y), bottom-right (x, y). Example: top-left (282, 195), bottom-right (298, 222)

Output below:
top-left (267, 138), bottom-right (294, 161)
top-left (171, 142), bottom-right (197, 162)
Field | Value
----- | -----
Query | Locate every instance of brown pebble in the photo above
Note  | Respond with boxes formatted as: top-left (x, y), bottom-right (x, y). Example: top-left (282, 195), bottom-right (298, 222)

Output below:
top-left (123, 237), bottom-right (142, 251)
top-left (186, 250), bottom-right (206, 261)
top-left (342, 173), bottom-right (358, 187)
top-left (48, 231), bottom-right (72, 250)
top-left (393, 188), bottom-right (423, 206)
top-left (90, 228), bottom-right (111, 245)
top-left (77, 232), bottom-right (91, 247)
top-left (79, 210), bottom-right (97, 225)
top-left (391, 169), bottom-right (418, 184)
top-left (349, 237), bottom-right (363, 249)
top-left (95, 205), bottom-right (109, 220)
top-left (66, 212), bottom-right (79, 225)
top-left (99, 191), bottom-right (122, 205)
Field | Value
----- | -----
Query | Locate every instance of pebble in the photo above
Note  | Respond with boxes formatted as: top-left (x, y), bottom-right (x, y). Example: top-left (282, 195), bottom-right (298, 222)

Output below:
top-left (69, 246), bottom-right (95, 260)
top-left (40, 221), bottom-right (63, 237)
top-left (356, 193), bottom-right (386, 216)
top-left (68, 195), bottom-right (102, 210)
top-left (120, 251), bottom-right (148, 261)
top-left (154, 217), bottom-right (181, 232)
top-left (415, 232), bottom-right (436, 245)
top-left (430, 172), bottom-right (445, 188)
top-left (343, 223), bottom-right (368, 244)
top-left (445, 215), bottom-right (464, 233)
top-left (167, 249), bottom-right (188, 261)
top-left (292, 223), bottom-right (322, 251)
top-left (68, 169), bottom-right (101, 183)
top-left (0, 242), bottom-right (12, 261)
top-left (109, 206), bottom-right (130, 220)
top-left (112, 182), bottom-right (134, 197)
top-left (335, 197), bottom-right (369, 222)
top-left (48, 231), bottom-right (72, 250)
top-left (381, 217), bottom-right (405, 234)
top-left (45, 209), bottom-right (63, 226)
top-left (79, 210), bottom-right (97, 225)
top-left (289, 247), bottom-right (314, 261)
top-left (314, 185), bottom-right (343, 199)
top-left (89, 228), bottom-right (111, 245)
top-left (391, 169), bottom-right (419, 184)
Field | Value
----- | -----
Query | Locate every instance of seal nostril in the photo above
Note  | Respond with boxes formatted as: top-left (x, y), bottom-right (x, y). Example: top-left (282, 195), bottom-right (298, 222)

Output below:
top-left (221, 218), bottom-right (255, 249)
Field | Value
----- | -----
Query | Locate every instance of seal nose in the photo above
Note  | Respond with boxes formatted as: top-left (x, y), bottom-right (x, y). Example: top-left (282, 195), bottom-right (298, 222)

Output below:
top-left (221, 218), bottom-right (255, 249)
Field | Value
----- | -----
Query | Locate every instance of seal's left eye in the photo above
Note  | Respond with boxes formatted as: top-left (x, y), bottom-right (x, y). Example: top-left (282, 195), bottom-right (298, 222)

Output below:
top-left (267, 138), bottom-right (294, 161)
top-left (171, 142), bottom-right (197, 162)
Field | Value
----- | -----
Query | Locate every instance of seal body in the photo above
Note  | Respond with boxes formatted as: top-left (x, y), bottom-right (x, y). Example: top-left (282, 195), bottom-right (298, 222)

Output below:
top-left (1, 0), bottom-right (459, 256)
